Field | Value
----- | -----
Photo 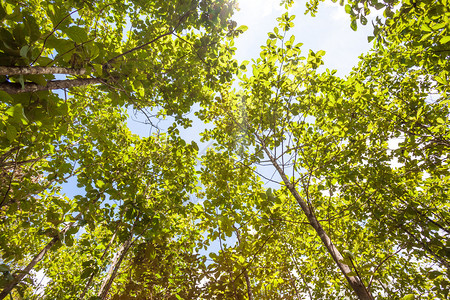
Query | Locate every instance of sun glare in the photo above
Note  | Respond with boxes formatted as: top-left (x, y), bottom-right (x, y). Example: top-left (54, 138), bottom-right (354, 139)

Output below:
top-left (235, 0), bottom-right (284, 19)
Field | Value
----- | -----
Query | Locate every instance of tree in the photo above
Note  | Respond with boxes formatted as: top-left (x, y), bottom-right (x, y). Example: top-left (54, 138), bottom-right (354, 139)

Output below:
top-left (1, 0), bottom-right (448, 299)
top-left (198, 1), bottom-right (448, 298)
top-left (0, 0), bottom-right (239, 298)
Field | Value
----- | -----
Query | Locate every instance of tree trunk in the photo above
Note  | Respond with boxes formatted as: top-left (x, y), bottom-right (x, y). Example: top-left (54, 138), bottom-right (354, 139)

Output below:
top-left (0, 215), bottom-right (80, 299)
top-left (243, 269), bottom-right (254, 300)
top-left (233, 227), bottom-right (254, 300)
top-left (79, 219), bottom-right (122, 300)
top-left (259, 138), bottom-right (374, 300)
top-left (97, 234), bottom-right (134, 300)
top-left (0, 78), bottom-right (103, 94)
top-left (0, 66), bottom-right (86, 76)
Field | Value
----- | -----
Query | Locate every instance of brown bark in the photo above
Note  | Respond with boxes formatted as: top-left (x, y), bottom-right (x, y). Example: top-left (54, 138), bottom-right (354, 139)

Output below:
top-left (233, 227), bottom-right (254, 300)
top-left (0, 66), bottom-right (86, 76)
top-left (79, 219), bottom-right (122, 300)
top-left (0, 215), bottom-right (80, 300)
top-left (218, 221), bottom-right (239, 300)
top-left (0, 155), bottom-right (49, 169)
top-left (0, 78), bottom-right (103, 94)
top-left (96, 211), bottom-right (139, 299)
top-left (97, 234), bottom-right (134, 299)
top-left (258, 138), bottom-right (374, 300)
top-left (243, 268), bottom-right (253, 300)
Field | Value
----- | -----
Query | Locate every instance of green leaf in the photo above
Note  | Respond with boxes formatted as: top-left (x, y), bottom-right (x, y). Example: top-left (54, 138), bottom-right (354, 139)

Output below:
top-left (19, 45), bottom-right (29, 58)
top-left (343, 249), bottom-right (354, 258)
top-left (427, 270), bottom-right (443, 280)
top-left (63, 26), bottom-right (88, 43)
top-left (25, 14), bottom-right (41, 42)
top-left (0, 4), bottom-right (6, 21)
top-left (345, 5), bottom-right (351, 14)
top-left (191, 141), bottom-right (199, 151)
top-left (432, 22), bottom-right (446, 31)
top-left (4, 3), bottom-right (12, 15)
top-left (5, 106), bottom-right (15, 117)
top-left (350, 20), bottom-right (357, 31)
top-left (360, 15), bottom-right (367, 25)
top-left (13, 23), bottom-right (26, 45)
top-left (384, 8), bottom-right (394, 18)
top-left (421, 23), bottom-right (432, 32)
top-left (87, 43), bottom-right (99, 59)
top-left (26, 74), bottom-right (47, 86)
top-left (92, 63), bottom-right (103, 75)
top-left (18, 75), bottom-right (25, 89)
top-left (439, 36), bottom-right (450, 44)
top-left (237, 255), bottom-right (245, 264)
top-left (6, 103), bottom-right (29, 124)
top-left (80, 267), bottom-right (94, 279)
top-left (0, 264), bottom-right (10, 272)
top-left (416, 107), bottom-right (423, 119)
top-left (236, 25), bottom-right (248, 32)
top-left (401, 295), bottom-right (415, 300)
top-left (435, 76), bottom-right (447, 85)
top-left (6, 125), bottom-right (17, 142)
top-left (0, 90), bottom-right (14, 103)
top-left (96, 180), bottom-right (105, 188)
top-left (65, 235), bottom-right (74, 247)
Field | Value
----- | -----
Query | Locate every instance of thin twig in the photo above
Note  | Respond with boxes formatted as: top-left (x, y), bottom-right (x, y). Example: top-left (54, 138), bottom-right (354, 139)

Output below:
top-left (368, 247), bottom-right (403, 290)
top-left (31, 7), bottom-right (84, 65)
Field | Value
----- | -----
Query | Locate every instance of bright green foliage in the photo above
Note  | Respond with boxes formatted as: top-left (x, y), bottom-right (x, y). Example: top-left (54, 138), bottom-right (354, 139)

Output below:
top-left (198, 4), bottom-right (449, 299)
top-left (110, 222), bottom-right (208, 299)
top-left (0, 0), bottom-right (238, 299)
top-left (0, 0), bottom-right (449, 299)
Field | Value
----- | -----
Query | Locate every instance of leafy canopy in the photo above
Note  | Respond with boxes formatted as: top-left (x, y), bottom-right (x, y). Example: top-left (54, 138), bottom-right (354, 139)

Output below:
top-left (0, 0), bottom-right (449, 299)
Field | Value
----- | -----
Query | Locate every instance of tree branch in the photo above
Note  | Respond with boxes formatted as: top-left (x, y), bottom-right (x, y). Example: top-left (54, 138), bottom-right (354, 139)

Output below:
top-left (256, 134), bottom-right (374, 300)
top-left (0, 78), bottom-right (104, 94)
top-left (233, 226), bottom-right (254, 300)
top-left (368, 247), bottom-right (403, 290)
top-left (0, 66), bottom-right (86, 76)
top-left (31, 7), bottom-right (84, 65)
top-left (0, 214), bottom-right (81, 300)
top-left (103, 9), bottom-right (192, 67)
top-left (79, 214), bottom-right (124, 300)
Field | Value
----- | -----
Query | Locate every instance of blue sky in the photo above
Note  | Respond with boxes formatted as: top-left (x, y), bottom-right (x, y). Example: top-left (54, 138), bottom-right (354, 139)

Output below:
top-left (233, 0), bottom-right (375, 74)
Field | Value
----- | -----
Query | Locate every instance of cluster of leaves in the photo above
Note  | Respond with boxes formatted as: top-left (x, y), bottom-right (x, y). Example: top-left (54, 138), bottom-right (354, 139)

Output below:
top-left (0, 0), bottom-right (448, 299)
top-left (197, 0), bottom-right (449, 299)
top-left (0, 0), bottom-right (241, 299)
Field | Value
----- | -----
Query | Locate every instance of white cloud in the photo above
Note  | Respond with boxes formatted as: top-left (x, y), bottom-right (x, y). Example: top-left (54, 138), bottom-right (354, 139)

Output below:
top-left (237, 0), bottom-right (284, 18)
top-left (322, 0), bottom-right (348, 21)
top-left (33, 270), bottom-right (51, 295)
